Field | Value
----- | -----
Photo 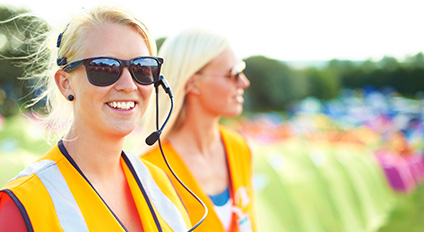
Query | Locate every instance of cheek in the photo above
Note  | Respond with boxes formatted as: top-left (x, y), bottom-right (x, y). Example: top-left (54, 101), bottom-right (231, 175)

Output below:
top-left (138, 84), bottom-right (154, 107)
top-left (199, 82), bottom-right (234, 113)
top-left (72, 87), bottom-right (105, 120)
top-left (82, 82), bottom-right (107, 98)
top-left (203, 81), bottom-right (232, 99)
top-left (142, 85), bottom-right (154, 99)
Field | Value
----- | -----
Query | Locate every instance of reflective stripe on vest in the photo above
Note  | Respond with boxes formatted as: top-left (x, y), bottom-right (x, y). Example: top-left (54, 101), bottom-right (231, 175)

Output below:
top-left (126, 152), bottom-right (187, 232)
top-left (12, 152), bottom-right (187, 232)
top-left (13, 159), bottom-right (89, 231)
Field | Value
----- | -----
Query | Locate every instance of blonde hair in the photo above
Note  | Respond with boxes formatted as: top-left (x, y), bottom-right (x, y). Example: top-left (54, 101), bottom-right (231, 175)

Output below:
top-left (28, 5), bottom-right (157, 138)
top-left (140, 27), bottom-right (229, 153)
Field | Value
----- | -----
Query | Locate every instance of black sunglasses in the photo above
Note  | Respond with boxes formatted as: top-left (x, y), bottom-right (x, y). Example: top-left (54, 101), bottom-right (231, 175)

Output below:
top-left (62, 56), bottom-right (164, 86)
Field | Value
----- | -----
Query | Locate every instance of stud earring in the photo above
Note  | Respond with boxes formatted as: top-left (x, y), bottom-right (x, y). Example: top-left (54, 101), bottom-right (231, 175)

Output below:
top-left (67, 94), bottom-right (74, 101)
top-left (193, 89), bottom-right (201, 95)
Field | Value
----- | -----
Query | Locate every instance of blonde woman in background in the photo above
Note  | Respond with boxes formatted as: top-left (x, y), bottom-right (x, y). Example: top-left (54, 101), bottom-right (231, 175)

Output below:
top-left (0, 5), bottom-right (191, 231)
top-left (140, 27), bottom-right (256, 232)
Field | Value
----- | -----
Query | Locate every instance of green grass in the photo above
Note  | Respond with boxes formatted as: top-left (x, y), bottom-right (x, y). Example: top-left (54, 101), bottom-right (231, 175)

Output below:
top-left (378, 184), bottom-right (424, 232)
top-left (0, 149), bottom-right (39, 186)
top-left (0, 114), bottom-right (49, 186)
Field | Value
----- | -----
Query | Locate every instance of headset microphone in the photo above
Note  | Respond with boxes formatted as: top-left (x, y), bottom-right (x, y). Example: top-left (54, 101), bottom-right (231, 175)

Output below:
top-left (145, 131), bottom-right (160, 146)
top-left (147, 75), bottom-right (207, 231)
top-left (145, 75), bottom-right (173, 146)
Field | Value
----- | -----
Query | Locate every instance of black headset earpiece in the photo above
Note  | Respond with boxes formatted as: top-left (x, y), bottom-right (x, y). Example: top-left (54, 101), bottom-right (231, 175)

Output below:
top-left (56, 24), bottom-right (70, 66)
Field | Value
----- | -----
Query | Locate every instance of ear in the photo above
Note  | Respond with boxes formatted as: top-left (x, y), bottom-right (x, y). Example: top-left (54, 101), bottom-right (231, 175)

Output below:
top-left (54, 70), bottom-right (73, 99)
top-left (185, 74), bottom-right (200, 94)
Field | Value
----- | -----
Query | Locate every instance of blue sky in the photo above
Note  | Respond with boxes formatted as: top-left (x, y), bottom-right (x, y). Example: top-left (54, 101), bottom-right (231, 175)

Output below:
top-left (2, 0), bottom-right (424, 61)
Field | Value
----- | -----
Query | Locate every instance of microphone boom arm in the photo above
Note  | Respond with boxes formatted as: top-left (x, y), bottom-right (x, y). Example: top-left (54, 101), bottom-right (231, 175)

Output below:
top-left (146, 75), bottom-right (208, 231)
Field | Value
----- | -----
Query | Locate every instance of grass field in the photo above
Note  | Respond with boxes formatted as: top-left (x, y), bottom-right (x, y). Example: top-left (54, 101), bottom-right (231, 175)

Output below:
top-left (378, 185), bottom-right (424, 232)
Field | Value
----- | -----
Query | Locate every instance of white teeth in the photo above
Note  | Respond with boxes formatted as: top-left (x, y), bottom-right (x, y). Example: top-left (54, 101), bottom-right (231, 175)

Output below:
top-left (108, 101), bottom-right (135, 110)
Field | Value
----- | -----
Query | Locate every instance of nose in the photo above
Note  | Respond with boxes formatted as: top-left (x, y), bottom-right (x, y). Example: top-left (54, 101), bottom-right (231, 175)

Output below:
top-left (114, 67), bottom-right (137, 92)
top-left (237, 73), bottom-right (250, 89)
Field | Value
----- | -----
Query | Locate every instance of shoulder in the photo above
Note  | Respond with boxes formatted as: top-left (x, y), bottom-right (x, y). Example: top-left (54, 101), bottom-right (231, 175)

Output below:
top-left (219, 124), bottom-right (250, 151)
top-left (125, 151), bottom-right (170, 182)
top-left (1, 146), bottom-right (60, 195)
top-left (0, 191), bottom-right (28, 232)
top-left (140, 158), bottom-right (167, 176)
top-left (124, 151), bottom-right (190, 225)
top-left (140, 142), bottom-right (175, 169)
top-left (140, 145), bottom-right (162, 161)
top-left (219, 124), bottom-right (248, 143)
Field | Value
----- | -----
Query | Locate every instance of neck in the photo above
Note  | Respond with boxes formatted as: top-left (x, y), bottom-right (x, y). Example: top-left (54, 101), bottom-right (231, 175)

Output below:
top-left (169, 110), bottom-right (221, 156)
top-left (63, 127), bottom-right (126, 181)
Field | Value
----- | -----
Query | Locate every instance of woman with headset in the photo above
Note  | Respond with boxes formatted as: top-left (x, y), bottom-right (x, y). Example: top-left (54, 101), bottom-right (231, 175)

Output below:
top-left (0, 5), bottom-right (191, 231)
top-left (140, 27), bottom-right (256, 232)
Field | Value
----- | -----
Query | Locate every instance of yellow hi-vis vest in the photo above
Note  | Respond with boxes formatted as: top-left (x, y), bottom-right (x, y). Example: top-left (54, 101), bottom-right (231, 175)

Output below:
top-left (142, 125), bottom-right (256, 232)
top-left (0, 141), bottom-right (191, 232)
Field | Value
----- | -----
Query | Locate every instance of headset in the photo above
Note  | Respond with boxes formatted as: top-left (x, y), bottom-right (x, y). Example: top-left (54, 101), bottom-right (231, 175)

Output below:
top-left (148, 75), bottom-right (208, 231)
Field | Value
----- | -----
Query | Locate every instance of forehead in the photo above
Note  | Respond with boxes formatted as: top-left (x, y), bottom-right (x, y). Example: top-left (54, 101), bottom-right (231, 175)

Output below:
top-left (202, 47), bottom-right (238, 72)
top-left (81, 23), bottom-right (149, 59)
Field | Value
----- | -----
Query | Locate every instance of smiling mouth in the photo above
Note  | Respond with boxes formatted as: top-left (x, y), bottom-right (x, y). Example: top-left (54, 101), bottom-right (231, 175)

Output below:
top-left (107, 101), bottom-right (136, 110)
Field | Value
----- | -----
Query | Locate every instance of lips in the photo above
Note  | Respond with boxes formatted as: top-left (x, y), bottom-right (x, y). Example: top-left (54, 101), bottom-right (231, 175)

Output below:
top-left (235, 90), bottom-right (245, 103)
top-left (235, 95), bottom-right (244, 103)
top-left (107, 101), bottom-right (136, 110)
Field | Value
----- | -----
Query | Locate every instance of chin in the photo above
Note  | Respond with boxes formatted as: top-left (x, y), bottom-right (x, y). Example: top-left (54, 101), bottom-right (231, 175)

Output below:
top-left (224, 110), bottom-right (243, 118)
top-left (109, 123), bottom-right (138, 137)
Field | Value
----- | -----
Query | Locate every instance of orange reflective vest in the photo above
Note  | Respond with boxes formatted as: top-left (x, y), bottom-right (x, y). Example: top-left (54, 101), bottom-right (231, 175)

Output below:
top-left (142, 125), bottom-right (256, 232)
top-left (0, 141), bottom-right (191, 232)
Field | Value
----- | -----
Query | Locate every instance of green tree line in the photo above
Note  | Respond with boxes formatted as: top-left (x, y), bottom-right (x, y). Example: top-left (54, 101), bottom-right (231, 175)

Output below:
top-left (1, 5), bottom-right (423, 116)
top-left (242, 54), bottom-right (424, 112)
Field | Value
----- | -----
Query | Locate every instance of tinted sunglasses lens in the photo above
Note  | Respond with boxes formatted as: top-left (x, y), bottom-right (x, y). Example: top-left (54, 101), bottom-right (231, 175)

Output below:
top-left (131, 58), bottom-right (159, 84)
top-left (86, 58), bottom-right (120, 86)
